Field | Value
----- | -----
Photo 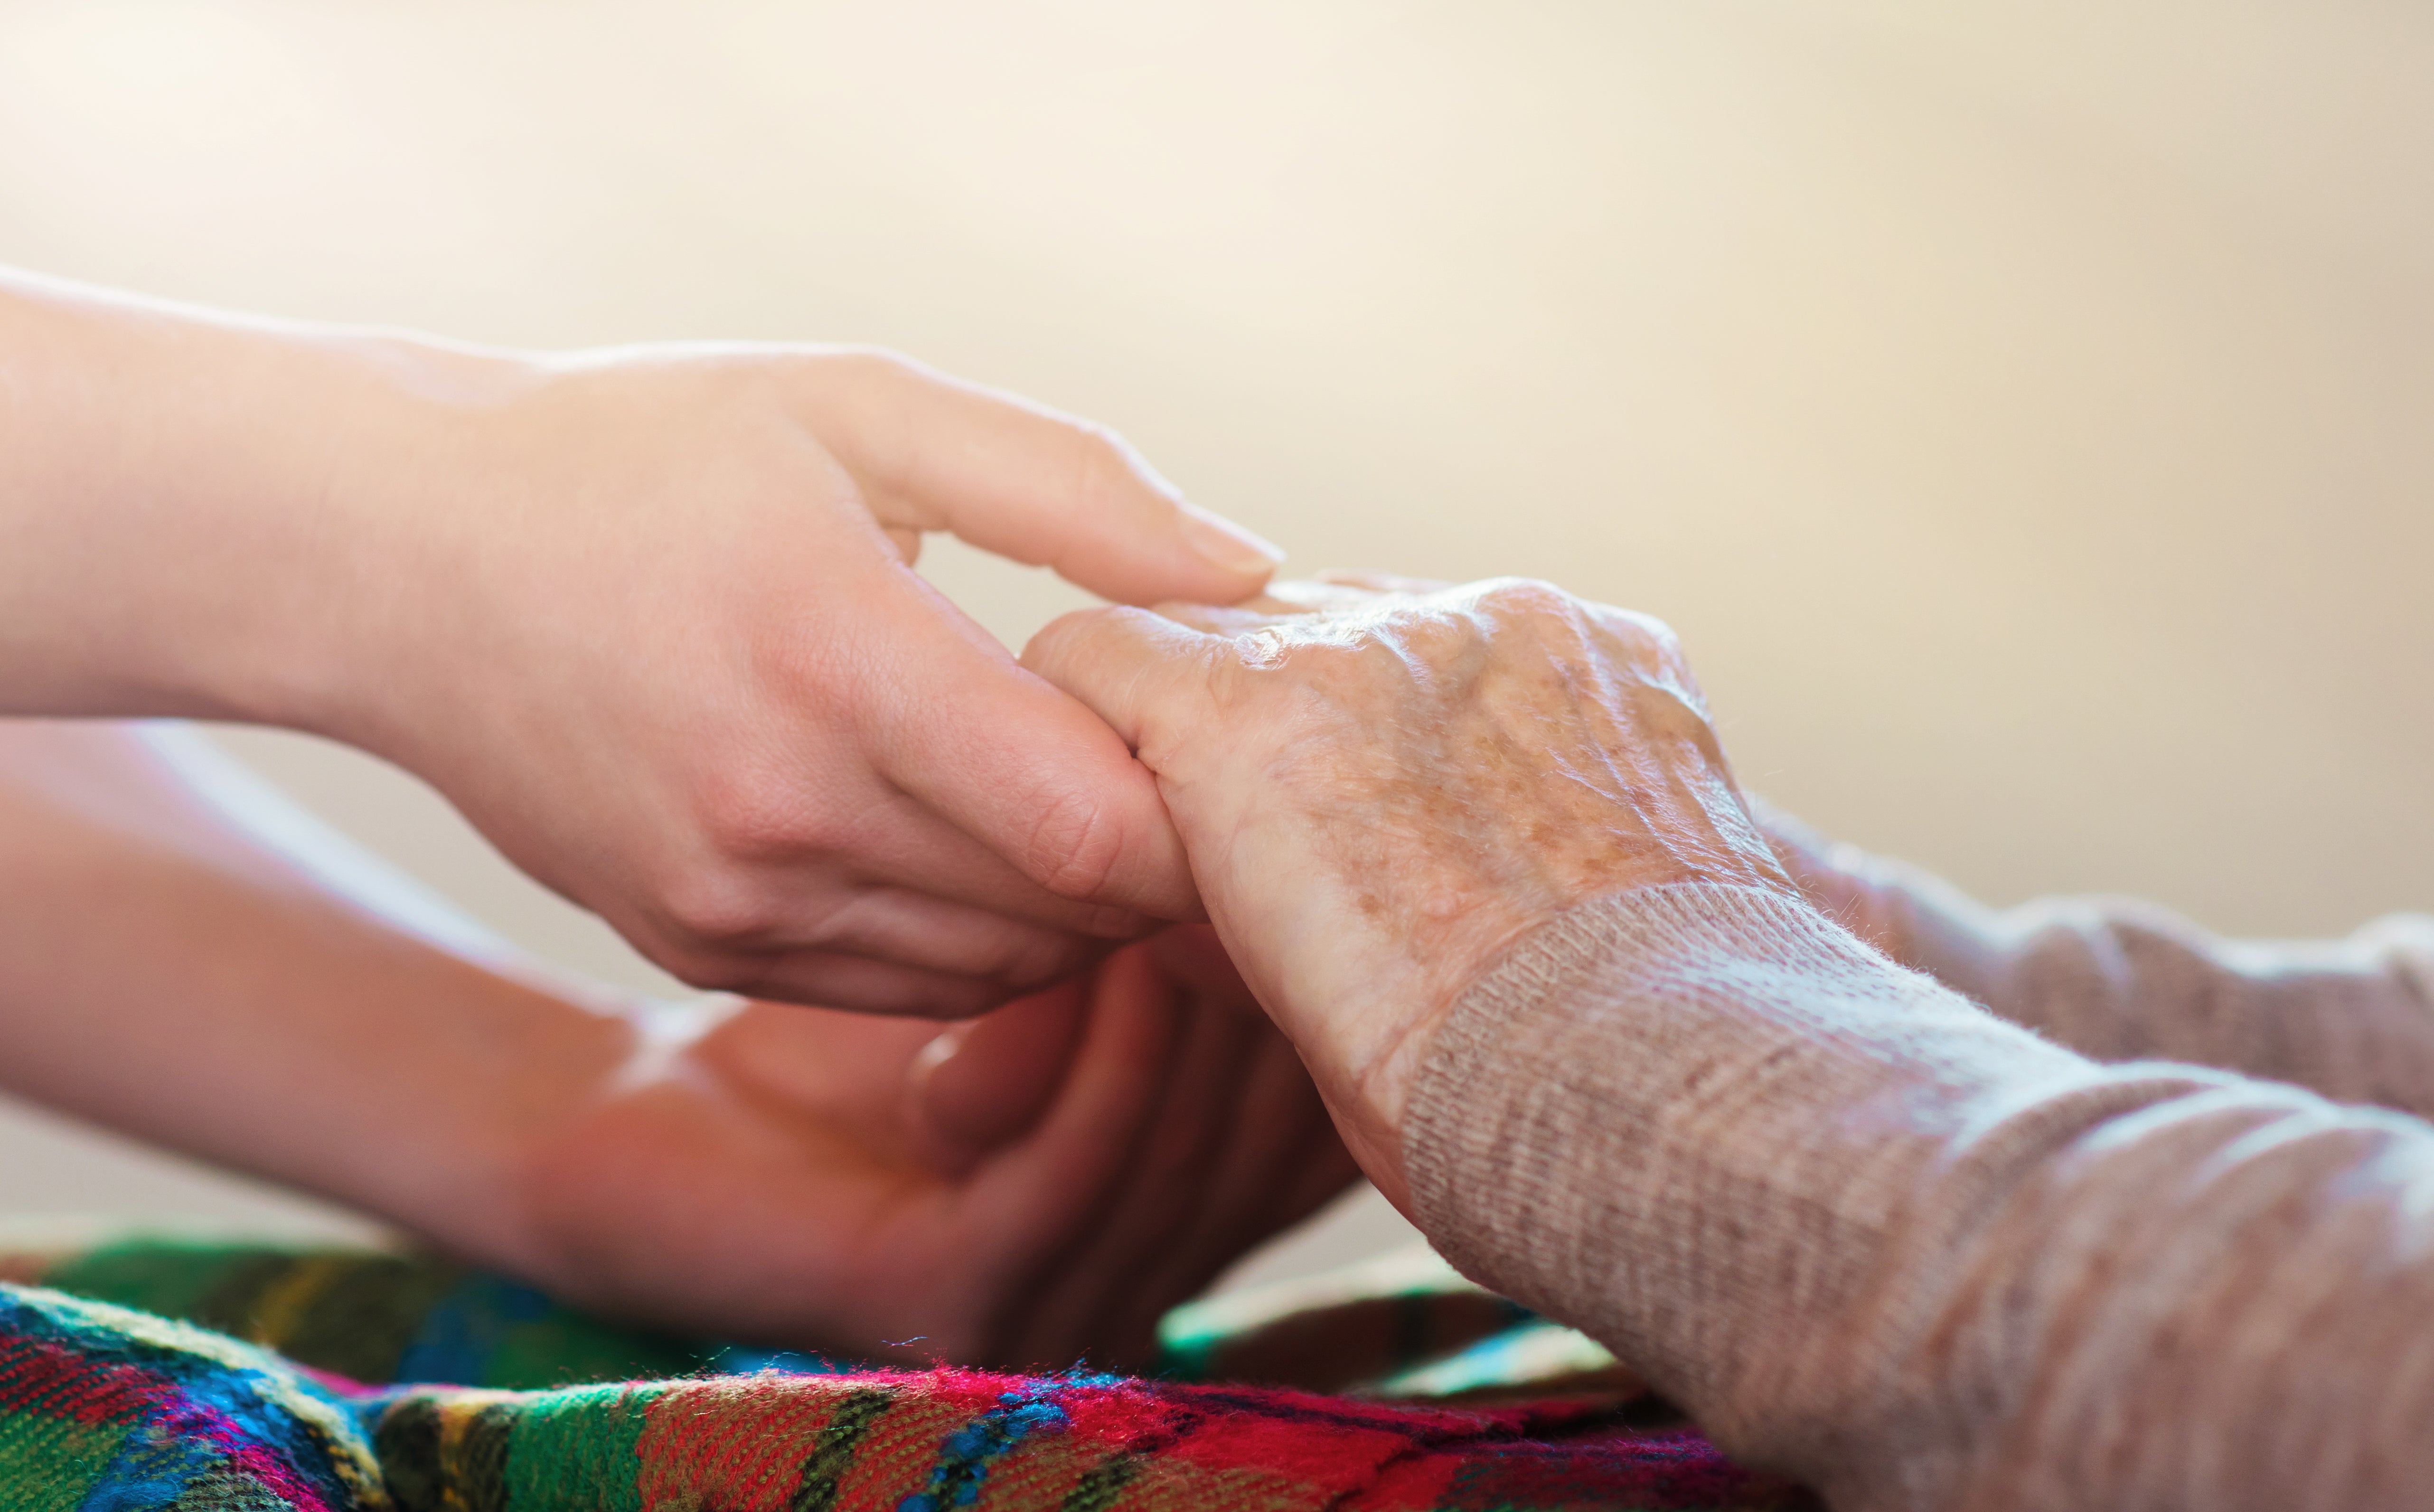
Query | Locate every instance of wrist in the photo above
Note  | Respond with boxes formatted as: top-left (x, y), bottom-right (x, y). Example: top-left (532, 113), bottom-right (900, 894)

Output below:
top-left (362, 979), bottom-right (648, 1277)
top-left (198, 331), bottom-right (545, 743)
top-left (1312, 818), bottom-right (1799, 1211)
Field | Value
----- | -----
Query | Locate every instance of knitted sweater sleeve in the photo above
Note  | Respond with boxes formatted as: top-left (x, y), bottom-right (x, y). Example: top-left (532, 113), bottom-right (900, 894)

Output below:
top-left (1404, 883), bottom-right (2434, 1512)
top-left (1815, 852), bottom-right (2434, 1118)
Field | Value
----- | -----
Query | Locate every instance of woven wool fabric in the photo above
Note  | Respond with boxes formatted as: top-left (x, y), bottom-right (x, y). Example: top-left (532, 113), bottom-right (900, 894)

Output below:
top-left (0, 1239), bottom-right (1812, 1511)
top-left (0, 1280), bottom-right (384, 1511)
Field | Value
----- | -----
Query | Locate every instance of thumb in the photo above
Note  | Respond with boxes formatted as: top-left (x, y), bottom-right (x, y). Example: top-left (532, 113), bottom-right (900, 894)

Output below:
top-left (909, 980), bottom-right (1090, 1171)
top-left (793, 351), bottom-right (1283, 605)
top-left (875, 584), bottom-right (1203, 919)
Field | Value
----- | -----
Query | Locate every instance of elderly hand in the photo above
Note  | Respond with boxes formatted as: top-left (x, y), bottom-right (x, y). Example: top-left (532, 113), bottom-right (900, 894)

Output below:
top-left (2, 270), bottom-right (1287, 1014)
top-left (1023, 576), bottom-right (1794, 1206)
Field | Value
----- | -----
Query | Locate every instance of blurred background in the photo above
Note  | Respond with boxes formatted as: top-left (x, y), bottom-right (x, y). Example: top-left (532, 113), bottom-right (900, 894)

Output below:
top-left (3, 0), bottom-right (2432, 1286)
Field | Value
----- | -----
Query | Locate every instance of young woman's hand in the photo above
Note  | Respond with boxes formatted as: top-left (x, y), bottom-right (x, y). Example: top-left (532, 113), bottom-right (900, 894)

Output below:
top-left (0, 272), bottom-right (1284, 1015)
top-left (507, 938), bottom-right (1355, 1368)
top-left (329, 348), bottom-right (1292, 1015)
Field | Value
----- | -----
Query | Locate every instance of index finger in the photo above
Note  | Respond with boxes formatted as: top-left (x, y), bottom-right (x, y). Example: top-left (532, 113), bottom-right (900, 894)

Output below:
top-left (790, 351), bottom-right (1284, 607)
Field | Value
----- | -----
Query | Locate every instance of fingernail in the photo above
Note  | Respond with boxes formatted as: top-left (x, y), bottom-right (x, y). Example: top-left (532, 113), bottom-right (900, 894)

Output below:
top-left (1178, 504), bottom-right (1286, 576)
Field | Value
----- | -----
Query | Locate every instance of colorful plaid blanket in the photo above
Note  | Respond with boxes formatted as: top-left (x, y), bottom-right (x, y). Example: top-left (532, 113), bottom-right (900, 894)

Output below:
top-left (0, 1236), bottom-right (1810, 1510)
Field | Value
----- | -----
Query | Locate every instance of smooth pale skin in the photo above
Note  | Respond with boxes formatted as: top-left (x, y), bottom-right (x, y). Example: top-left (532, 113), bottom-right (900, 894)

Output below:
top-left (0, 267), bottom-right (1285, 1015)
top-left (0, 721), bottom-right (1355, 1367)
top-left (1024, 575), bottom-right (1797, 1209)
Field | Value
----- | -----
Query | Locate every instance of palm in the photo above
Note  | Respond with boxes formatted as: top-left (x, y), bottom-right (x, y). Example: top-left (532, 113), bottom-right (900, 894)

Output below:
top-left (512, 937), bottom-right (1357, 1370)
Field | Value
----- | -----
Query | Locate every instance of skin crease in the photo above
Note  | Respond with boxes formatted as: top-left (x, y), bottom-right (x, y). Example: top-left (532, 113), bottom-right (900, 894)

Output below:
top-left (0, 268), bottom-right (1285, 1018)
top-left (0, 721), bottom-right (1356, 1370)
top-left (1024, 574), bottom-right (1798, 1211)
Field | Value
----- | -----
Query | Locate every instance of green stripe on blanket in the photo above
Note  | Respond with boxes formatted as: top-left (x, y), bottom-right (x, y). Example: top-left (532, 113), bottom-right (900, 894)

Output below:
top-left (0, 1236), bottom-right (1811, 1511)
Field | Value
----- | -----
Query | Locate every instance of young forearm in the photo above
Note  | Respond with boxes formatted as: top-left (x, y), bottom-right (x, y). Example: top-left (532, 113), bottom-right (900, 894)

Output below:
top-left (0, 268), bottom-right (524, 733)
top-left (0, 720), bottom-right (628, 1267)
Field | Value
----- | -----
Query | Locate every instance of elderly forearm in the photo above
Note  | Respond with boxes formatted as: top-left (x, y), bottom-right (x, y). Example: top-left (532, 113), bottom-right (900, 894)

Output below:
top-left (0, 719), bottom-right (627, 1266)
top-left (1407, 883), bottom-right (2434, 1512)
top-left (0, 267), bottom-right (520, 730)
top-left (1765, 809), bottom-right (2434, 1118)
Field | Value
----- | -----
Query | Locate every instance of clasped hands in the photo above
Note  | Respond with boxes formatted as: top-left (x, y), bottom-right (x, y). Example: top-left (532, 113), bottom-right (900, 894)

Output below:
top-left (0, 281), bottom-right (1797, 1372)
top-left (505, 572), bottom-right (1796, 1368)
top-left (364, 351), bottom-right (1803, 1353)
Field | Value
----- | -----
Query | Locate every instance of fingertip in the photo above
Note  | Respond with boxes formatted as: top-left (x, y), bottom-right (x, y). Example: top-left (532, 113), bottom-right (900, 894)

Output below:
top-left (1175, 503), bottom-right (1286, 593)
top-left (1050, 425), bottom-right (1280, 606)
top-left (831, 359), bottom-right (1281, 608)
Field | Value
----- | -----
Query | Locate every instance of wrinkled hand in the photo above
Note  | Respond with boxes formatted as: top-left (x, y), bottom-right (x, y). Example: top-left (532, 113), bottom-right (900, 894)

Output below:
top-left (508, 933), bottom-right (1356, 1369)
top-left (323, 347), bottom-right (1281, 1015)
top-left (1023, 576), bottom-right (1793, 1206)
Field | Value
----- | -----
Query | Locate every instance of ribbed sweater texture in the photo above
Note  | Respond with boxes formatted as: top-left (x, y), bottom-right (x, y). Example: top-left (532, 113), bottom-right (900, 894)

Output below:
top-left (1405, 883), bottom-right (2434, 1511)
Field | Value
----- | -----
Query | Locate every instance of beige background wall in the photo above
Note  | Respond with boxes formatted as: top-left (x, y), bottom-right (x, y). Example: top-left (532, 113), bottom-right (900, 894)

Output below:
top-left (2, 1), bottom-right (2430, 1282)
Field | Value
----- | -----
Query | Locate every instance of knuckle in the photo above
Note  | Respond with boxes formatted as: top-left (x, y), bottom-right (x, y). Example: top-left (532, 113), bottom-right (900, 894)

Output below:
top-left (1473, 576), bottom-right (1579, 619)
top-left (694, 761), bottom-right (847, 866)
top-left (1600, 593), bottom-right (1675, 638)
top-left (654, 865), bottom-right (782, 950)
top-left (1614, 607), bottom-right (1682, 657)
top-left (1473, 576), bottom-right (1683, 657)
top-left (1063, 420), bottom-right (1149, 512)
